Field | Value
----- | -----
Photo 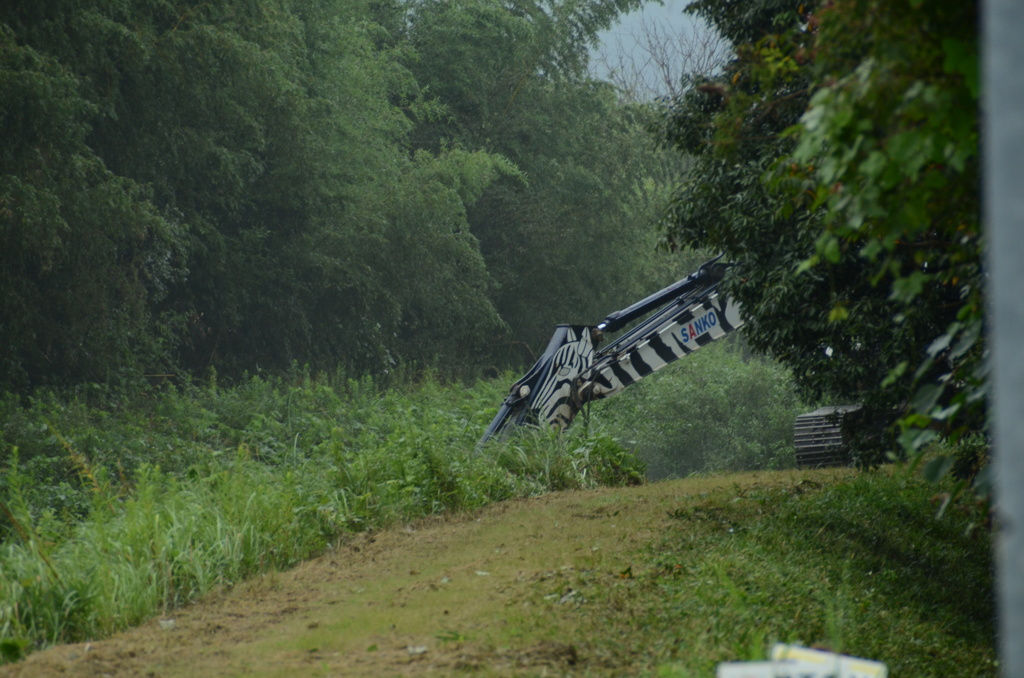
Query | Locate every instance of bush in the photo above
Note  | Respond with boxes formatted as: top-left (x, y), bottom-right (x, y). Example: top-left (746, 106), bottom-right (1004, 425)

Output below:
top-left (587, 341), bottom-right (811, 478)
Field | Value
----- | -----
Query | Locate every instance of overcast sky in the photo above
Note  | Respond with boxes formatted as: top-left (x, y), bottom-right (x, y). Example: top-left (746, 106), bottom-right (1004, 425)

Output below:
top-left (591, 1), bottom-right (723, 99)
top-left (598, 0), bottom-right (700, 43)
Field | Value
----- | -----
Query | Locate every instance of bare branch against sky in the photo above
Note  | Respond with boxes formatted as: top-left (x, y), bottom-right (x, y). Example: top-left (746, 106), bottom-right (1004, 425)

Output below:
top-left (591, 1), bottom-right (728, 101)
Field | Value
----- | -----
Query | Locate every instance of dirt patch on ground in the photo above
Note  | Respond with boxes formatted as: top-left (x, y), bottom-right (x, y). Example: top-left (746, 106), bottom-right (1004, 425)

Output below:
top-left (0, 471), bottom-right (824, 677)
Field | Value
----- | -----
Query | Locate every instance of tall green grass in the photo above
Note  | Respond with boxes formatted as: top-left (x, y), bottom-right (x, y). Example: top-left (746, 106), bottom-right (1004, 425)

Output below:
top-left (0, 369), bottom-right (645, 662)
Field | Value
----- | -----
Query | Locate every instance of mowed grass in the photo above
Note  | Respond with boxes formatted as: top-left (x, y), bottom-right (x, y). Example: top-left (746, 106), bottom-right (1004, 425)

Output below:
top-left (532, 468), bottom-right (996, 677)
top-left (127, 467), bottom-right (995, 678)
top-left (0, 467), bottom-right (995, 677)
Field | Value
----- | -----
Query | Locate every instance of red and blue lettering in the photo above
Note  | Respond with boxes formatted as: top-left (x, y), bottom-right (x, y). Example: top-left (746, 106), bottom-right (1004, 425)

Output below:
top-left (681, 309), bottom-right (718, 343)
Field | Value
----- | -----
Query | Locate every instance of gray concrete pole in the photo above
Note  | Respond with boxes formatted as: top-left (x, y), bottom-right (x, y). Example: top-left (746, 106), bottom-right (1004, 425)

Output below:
top-left (985, 0), bottom-right (1024, 674)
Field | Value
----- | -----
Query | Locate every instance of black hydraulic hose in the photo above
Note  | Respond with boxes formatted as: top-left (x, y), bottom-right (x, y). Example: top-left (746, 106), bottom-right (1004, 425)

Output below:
top-left (596, 256), bottom-right (730, 333)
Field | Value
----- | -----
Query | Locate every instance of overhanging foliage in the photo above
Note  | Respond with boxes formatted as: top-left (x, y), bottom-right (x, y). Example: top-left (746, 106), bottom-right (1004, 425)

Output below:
top-left (660, 0), bottom-right (984, 469)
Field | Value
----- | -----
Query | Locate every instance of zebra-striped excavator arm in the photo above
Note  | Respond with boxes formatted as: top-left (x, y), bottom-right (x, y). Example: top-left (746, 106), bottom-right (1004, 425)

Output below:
top-left (478, 257), bottom-right (744, 447)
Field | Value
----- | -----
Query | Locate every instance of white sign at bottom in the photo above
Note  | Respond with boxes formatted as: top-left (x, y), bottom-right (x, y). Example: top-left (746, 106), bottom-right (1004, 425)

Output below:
top-left (716, 644), bottom-right (887, 678)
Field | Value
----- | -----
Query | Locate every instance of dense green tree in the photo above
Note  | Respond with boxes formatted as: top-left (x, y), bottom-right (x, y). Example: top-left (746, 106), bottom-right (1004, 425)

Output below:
top-left (780, 0), bottom-right (982, 465)
top-left (0, 23), bottom-right (181, 389)
top-left (660, 0), bottom-right (983, 465)
top-left (1, 0), bottom-right (684, 390)
top-left (403, 0), bottom-right (683, 358)
top-left (69, 0), bottom-right (510, 375)
top-left (1, 0), bottom-right (515, 386)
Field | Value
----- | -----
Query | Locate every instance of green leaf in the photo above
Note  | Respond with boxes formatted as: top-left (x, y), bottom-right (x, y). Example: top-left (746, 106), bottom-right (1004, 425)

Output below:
top-left (922, 454), bottom-right (956, 483)
top-left (926, 328), bottom-right (957, 359)
top-left (910, 382), bottom-right (943, 413)
top-left (900, 427), bottom-right (939, 452)
top-left (821, 235), bottom-right (841, 263)
top-left (949, 321), bottom-right (981, 360)
top-left (881, 361), bottom-right (908, 388)
top-left (931, 402), bottom-right (962, 422)
top-left (795, 255), bottom-right (819, 274)
top-left (888, 129), bottom-right (931, 177)
top-left (858, 150), bottom-right (888, 179)
top-left (827, 303), bottom-right (849, 322)
top-left (889, 271), bottom-right (930, 303)
top-left (942, 38), bottom-right (980, 99)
